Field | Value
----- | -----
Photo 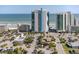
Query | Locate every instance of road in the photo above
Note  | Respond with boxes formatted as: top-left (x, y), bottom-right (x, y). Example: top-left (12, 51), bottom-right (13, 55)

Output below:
top-left (50, 33), bottom-right (65, 54)
top-left (27, 34), bottom-right (40, 54)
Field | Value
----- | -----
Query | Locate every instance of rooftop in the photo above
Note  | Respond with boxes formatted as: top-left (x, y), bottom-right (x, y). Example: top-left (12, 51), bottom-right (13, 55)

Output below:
top-left (14, 36), bottom-right (25, 42)
top-left (68, 41), bottom-right (79, 47)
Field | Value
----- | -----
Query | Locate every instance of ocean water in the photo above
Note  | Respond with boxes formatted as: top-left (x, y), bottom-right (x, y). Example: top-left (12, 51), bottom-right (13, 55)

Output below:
top-left (0, 14), bottom-right (78, 26)
top-left (0, 14), bottom-right (31, 24)
top-left (0, 14), bottom-right (56, 25)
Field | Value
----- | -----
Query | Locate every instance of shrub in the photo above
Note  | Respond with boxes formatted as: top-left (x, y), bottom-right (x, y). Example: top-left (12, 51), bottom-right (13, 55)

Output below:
top-left (68, 50), bottom-right (75, 54)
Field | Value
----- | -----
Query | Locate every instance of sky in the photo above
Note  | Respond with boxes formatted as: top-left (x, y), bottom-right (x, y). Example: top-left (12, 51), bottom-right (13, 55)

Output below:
top-left (0, 5), bottom-right (79, 14)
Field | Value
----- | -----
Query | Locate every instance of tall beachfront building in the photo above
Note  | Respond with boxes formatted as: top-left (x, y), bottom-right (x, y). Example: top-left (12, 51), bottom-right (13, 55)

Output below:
top-left (71, 14), bottom-right (76, 26)
top-left (56, 12), bottom-right (75, 32)
top-left (31, 8), bottom-right (49, 32)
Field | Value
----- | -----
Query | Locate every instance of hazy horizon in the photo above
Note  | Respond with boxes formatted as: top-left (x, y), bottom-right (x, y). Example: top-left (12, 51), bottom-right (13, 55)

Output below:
top-left (0, 5), bottom-right (79, 14)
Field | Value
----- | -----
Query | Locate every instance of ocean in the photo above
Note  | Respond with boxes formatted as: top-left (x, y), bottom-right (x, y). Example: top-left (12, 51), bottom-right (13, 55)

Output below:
top-left (0, 14), bottom-right (31, 24)
top-left (0, 14), bottom-right (79, 26)
top-left (0, 14), bottom-right (56, 26)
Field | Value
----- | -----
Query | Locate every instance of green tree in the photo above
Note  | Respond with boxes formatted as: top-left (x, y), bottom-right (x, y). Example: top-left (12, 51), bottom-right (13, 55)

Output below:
top-left (14, 48), bottom-right (19, 54)
top-left (24, 37), bottom-right (33, 44)
top-left (13, 41), bottom-right (20, 46)
top-left (37, 50), bottom-right (44, 54)
top-left (7, 49), bottom-right (14, 54)
top-left (60, 38), bottom-right (66, 43)
top-left (0, 33), bottom-right (3, 37)
top-left (49, 42), bottom-right (56, 48)
top-left (10, 37), bottom-right (15, 41)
